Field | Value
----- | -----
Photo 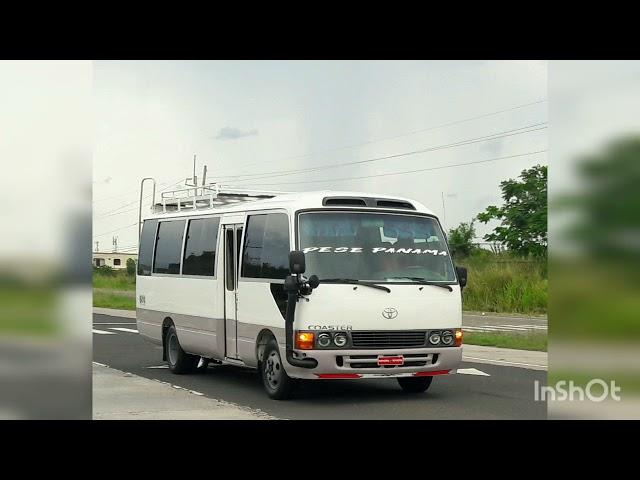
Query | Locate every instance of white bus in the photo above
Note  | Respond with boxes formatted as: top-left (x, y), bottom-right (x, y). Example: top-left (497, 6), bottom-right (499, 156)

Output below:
top-left (136, 182), bottom-right (467, 399)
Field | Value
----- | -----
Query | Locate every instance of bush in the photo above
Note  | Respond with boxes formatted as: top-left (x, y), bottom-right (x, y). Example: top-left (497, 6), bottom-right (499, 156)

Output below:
top-left (126, 258), bottom-right (136, 276)
top-left (448, 220), bottom-right (478, 259)
top-left (93, 265), bottom-right (115, 276)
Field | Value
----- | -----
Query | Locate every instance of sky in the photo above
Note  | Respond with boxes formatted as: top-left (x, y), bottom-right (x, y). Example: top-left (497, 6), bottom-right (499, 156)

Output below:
top-left (92, 60), bottom-right (548, 252)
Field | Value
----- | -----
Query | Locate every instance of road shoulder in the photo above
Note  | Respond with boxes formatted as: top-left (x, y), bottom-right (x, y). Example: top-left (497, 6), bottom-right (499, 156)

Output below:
top-left (92, 363), bottom-right (276, 420)
top-left (462, 344), bottom-right (547, 370)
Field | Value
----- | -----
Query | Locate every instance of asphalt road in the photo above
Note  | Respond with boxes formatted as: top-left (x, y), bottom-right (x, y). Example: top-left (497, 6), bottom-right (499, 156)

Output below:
top-left (93, 313), bottom-right (547, 420)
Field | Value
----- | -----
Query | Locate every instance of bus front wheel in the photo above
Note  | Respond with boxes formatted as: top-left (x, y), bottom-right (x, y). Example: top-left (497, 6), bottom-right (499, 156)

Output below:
top-left (397, 376), bottom-right (433, 393)
top-left (261, 339), bottom-right (294, 400)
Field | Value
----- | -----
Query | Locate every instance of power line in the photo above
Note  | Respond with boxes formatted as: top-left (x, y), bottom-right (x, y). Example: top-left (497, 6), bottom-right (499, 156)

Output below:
top-left (222, 123), bottom-right (546, 183)
top-left (95, 178), bottom-right (185, 219)
top-left (241, 149), bottom-right (548, 186)
top-left (93, 176), bottom-right (178, 204)
top-left (93, 222), bottom-right (138, 238)
top-left (93, 101), bottom-right (546, 216)
top-left (210, 98), bottom-right (547, 178)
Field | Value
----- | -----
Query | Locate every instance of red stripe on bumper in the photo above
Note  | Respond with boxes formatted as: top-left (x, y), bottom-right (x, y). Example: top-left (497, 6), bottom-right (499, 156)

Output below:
top-left (316, 374), bottom-right (362, 379)
top-left (414, 370), bottom-right (451, 377)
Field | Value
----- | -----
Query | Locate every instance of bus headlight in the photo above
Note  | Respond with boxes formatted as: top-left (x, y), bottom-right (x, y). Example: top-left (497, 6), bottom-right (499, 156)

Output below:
top-left (428, 332), bottom-right (441, 345)
top-left (441, 330), bottom-right (454, 345)
top-left (317, 333), bottom-right (332, 347)
top-left (333, 333), bottom-right (348, 347)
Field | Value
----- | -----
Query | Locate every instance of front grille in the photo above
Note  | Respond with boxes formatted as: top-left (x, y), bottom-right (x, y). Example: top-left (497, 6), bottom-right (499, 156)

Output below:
top-left (350, 330), bottom-right (427, 349)
top-left (341, 353), bottom-right (433, 369)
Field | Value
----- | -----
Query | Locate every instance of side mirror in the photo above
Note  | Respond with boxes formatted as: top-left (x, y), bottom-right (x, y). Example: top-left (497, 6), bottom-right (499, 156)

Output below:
top-left (456, 266), bottom-right (468, 289)
top-left (289, 250), bottom-right (306, 274)
top-left (308, 274), bottom-right (320, 289)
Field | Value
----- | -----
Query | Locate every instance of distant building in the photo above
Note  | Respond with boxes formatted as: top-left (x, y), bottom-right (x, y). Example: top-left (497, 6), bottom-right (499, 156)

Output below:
top-left (93, 251), bottom-right (138, 270)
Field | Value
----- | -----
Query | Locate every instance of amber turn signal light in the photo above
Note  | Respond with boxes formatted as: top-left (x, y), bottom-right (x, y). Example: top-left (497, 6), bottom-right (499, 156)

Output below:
top-left (295, 332), bottom-right (315, 350)
top-left (455, 328), bottom-right (463, 346)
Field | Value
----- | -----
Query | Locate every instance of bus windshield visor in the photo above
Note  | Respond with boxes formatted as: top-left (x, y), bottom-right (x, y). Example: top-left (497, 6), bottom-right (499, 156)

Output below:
top-left (298, 212), bottom-right (456, 283)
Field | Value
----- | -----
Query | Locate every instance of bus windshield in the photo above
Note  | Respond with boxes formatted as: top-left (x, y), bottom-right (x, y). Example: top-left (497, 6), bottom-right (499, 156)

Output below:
top-left (298, 211), bottom-right (456, 283)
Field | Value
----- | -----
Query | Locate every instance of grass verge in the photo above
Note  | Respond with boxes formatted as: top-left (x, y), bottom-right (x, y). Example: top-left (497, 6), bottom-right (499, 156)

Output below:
top-left (93, 272), bottom-right (135, 291)
top-left (93, 291), bottom-right (135, 310)
top-left (460, 255), bottom-right (547, 315)
top-left (463, 331), bottom-right (547, 351)
top-left (549, 371), bottom-right (640, 394)
top-left (0, 284), bottom-right (58, 337)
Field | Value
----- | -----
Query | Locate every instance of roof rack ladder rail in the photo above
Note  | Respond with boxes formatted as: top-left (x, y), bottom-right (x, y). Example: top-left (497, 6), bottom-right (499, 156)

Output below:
top-left (138, 177), bottom-right (156, 239)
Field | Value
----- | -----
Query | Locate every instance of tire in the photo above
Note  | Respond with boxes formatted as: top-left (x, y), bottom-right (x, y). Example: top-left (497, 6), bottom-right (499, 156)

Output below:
top-left (165, 325), bottom-right (199, 374)
top-left (397, 376), bottom-right (433, 393)
top-left (261, 338), bottom-right (294, 400)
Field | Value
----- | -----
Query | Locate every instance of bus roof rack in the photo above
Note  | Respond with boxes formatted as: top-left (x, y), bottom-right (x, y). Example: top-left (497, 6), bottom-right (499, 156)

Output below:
top-left (152, 184), bottom-right (290, 214)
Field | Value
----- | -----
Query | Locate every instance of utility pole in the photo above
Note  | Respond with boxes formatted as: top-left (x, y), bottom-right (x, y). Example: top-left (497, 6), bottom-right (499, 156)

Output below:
top-left (112, 236), bottom-right (118, 253)
top-left (95, 241), bottom-right (99, 252)
top-left (441, 192), bottom-right (447, 231)
top-left (441, 192), bottom-right (457, 232)
top-left (193, 154), bottom-right (197, 186)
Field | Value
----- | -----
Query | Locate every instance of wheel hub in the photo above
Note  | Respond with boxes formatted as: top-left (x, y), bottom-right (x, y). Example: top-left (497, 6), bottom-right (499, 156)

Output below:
top-left (168, 333), bottom-right (179, 366)
top-left (264, 351), bottom-right (282, 389)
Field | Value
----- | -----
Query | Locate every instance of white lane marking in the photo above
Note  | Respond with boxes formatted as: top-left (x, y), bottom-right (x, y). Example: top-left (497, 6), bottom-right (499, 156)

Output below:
top-left (463, 326), bottom-right (527, 332)
top-left (501, 324), bottom-right (547, 329)
top-left (146, 365), bottom-right (169, 369)
top-left (464, 313), bottom-right (547, 321)
top-left (93, 362), bottom-right (108, 367)
top-left (463, 355), bottom-right (547, 369)
top-left (464, 325), bottom-right (547, 332)
top-left (110, 327), bottom-right (139, 333)
top-left (93, 329), bottom-right (116, 335)
top-left (457, 368), bottom-right (491, 376)
top-left (93, 322), bottom-right (137, 325)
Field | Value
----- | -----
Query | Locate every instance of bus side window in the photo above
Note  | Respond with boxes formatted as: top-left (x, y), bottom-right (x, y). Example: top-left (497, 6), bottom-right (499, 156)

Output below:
top-left (138, 219), bottom-right (158, 276)
top-left (153, 220), bottom-right (186, 275)
top-left (226, 228), bottom-right (235, 291)
top-left (182, 217), bottom-right (220, 276)
top-left (241, 213), bottom-right (290, 281)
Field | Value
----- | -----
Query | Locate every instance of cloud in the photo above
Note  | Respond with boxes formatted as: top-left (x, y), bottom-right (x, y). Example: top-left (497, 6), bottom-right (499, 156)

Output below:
top-left (93, 176), bottom-right (112, 185)
top-left (480, 137), bottom-right (504, 156)
top-left (214, 126), bottom-right (258, 140)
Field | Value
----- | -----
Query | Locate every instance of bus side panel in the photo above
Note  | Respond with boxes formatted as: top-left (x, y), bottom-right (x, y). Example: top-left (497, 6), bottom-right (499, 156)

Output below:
top-left (136, 276), bottom-right (163, 345)
top-left (236, 281), bottom-right (286, 367)
top-left (136, 275), bottom-right (224, 358)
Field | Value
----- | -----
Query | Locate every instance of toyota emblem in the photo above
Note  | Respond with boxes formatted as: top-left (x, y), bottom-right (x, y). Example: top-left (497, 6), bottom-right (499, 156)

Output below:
top-left (382, 307), bottom-right (398, 319)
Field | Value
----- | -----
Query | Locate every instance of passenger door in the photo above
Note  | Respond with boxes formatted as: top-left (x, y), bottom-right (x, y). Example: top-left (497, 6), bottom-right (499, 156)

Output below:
top-left (223, 224), bottom-right (243, 359)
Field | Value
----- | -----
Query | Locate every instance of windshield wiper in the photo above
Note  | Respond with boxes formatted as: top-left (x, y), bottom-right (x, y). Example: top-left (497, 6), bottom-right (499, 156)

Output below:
top-left (386, 277), bottom-right (453, 292)
top-left (319, 278), bottom-right (391, 293)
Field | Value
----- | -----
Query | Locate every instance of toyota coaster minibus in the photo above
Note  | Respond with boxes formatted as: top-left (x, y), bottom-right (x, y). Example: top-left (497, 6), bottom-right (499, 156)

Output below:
top-left (136, 180), bottom-right (467, 399)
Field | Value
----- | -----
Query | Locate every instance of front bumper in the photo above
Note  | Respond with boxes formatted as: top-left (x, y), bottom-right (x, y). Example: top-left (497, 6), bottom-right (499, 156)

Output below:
top-left (283, 345), bottom-right (463, 380)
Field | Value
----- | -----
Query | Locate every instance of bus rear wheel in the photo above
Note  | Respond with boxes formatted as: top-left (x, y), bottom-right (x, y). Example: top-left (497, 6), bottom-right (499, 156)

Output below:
top-left (397, 376), bottom-right (433, 393)
top-left (165, 325), bottom-right (198, 374)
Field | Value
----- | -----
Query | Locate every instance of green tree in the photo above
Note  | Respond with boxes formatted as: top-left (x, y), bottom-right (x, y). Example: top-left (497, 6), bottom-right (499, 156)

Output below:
top-left (477, 164), bottom-right (547, 257)
top-left (448, 220), bottom-right (476, 258)
top-left (126, 258), bottom-right (137, 276)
